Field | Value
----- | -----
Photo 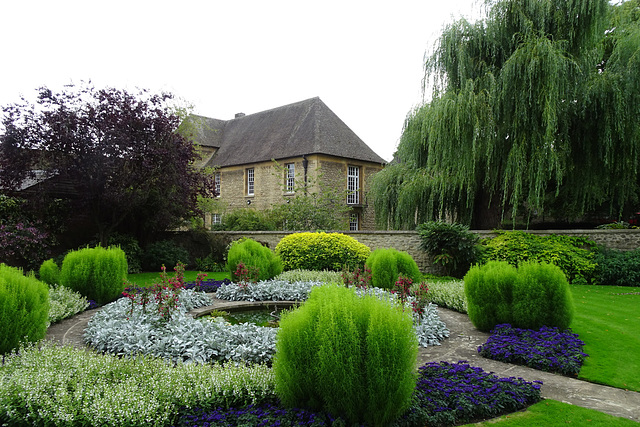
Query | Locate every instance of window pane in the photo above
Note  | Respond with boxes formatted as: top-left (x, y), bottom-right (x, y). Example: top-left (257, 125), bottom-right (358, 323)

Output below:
top-left (349, 213), bottom-right (359, 230)
top-left (347, 166), bottom-right (360, 204)
top-left (247, 168), bottom-right (254, 195)
top-left (286, 163), bottom-right (295, 193)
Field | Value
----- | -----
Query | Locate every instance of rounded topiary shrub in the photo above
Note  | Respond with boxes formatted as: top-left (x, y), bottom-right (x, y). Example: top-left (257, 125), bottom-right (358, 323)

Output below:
top-left (0, 264), bottom-right (49, 354)
top-left (511, 262), bottom-right (574, 330)
top-left (464, 261), bottom-right (518, 332)
top-left (38, 258), bottom-right (60, 285)
top-left (59, 246), bottom-right (127, 305)
top-left (365, 248), bottom-right (422, 290)
top-left (274, 285), bottom-right (417, 426)
top-left (142, 240), bottom-right (190, 272)
top-left (227, 238), bottom-right (283, 281)
top-left (275, 232), bottom-right (370, 271)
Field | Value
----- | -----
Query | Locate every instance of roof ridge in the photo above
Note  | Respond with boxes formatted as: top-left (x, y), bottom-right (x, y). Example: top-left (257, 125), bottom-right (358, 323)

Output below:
top-left (231, 97), bottom-right (321, 121)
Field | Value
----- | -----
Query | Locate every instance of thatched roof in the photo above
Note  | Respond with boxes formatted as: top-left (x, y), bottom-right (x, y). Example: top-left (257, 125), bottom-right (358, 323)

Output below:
top-left (193, 97), bottom-right (386, 168)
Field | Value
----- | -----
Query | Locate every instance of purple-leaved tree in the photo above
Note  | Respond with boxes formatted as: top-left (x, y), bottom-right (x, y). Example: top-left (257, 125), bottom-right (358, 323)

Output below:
top-left (0, 83), bottom-right (215, 245)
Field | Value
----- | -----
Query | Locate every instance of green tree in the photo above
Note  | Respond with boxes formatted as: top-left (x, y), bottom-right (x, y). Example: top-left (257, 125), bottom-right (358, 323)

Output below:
top-left (372, 0), bottom-right (640, 229)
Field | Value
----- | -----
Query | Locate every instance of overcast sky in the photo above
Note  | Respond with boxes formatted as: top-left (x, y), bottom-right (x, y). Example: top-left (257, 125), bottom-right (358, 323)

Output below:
top-left (0, 0), bottom-right (480, 162)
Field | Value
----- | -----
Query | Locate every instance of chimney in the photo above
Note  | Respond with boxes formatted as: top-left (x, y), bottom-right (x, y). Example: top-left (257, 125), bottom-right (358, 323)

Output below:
top-left (235, 112), bottom-right (245, 119)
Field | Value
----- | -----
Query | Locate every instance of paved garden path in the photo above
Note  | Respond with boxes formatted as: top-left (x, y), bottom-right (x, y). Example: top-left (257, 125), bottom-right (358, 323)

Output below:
top-left (45, 300), bottom-right (640, 423)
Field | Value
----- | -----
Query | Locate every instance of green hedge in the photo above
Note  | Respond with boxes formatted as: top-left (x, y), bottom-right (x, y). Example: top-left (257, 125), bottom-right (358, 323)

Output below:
top-left (59, 246), bottom-right (128, 305)
top-left (480, 231), bottom-right (597, 285)
top-left (227, 238), bottom-right (282, 281)
top-left (464, 261), bottom-right (574, 331)
top-left (275, 232), bottom-right (370, 271)
top-left (595, 248), bottom-right (640, 286)
top-left (274, 285), bottom-right (417, 426)
top-left (142, 240), bottom-right (190, 272)
top-left (365, 248), bottom-right (422, 290)
top-left (0, 264), bottom-right (49, 354)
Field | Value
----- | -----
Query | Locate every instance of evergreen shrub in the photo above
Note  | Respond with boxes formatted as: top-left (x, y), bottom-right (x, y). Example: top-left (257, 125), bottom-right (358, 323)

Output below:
top-left (595, 248), bottom-right (640, 286)
top-left (59, 246), bottom-right (128, 305)
top-left (274, 285), bottom-right (417, 426)
top-left (142, 240), bottom-right (190, 272)
top-left (0, 264), bottom-right (49, 354)
top-left (365, 248), bottom-right (422, 290)
top-left (480, 231), bottom-right (597, 284)
top-left (275, 232), bottom-right (370, 271)
top-left (227, 238), bottom-right (282, 281)
top-left (464, 261), bottom-right (518, 332)
top-left (417, 221), bottom-right (480, 278)
top-left (512, 262), bottom-right (574, 330)
top-left (38, 258), bottom-right (60, 285)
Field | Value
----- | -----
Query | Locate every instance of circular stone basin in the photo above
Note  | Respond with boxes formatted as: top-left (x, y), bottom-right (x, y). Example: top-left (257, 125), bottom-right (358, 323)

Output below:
top-left (191, 301), bottom-right (300, 327)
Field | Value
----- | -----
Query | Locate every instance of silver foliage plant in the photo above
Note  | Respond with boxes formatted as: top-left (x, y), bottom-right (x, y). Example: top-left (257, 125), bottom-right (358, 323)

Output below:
top-left (84, 289), bottom-right (277, 365)
top-left (215, 280), bottom-right (324, 301)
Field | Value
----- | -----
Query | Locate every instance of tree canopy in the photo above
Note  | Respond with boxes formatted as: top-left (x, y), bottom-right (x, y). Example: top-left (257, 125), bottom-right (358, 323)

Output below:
top-left (0, 84), bottom-right (215, 244)
top-left (371, 0), bottom-right (640, 229)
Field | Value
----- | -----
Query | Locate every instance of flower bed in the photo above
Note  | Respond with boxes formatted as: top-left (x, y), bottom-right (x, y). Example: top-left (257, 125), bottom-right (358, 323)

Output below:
top-left (177, 361), bottom-right (542, 426)
top-left (184, 278), bottom-right (231, 293)
top-left (478, 324), bottom-right (588, 376)
top-left (395, 361), bottom-right (542, 426)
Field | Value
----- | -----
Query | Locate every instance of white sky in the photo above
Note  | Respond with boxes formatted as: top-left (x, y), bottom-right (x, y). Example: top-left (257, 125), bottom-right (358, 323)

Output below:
top-left (0, 0), bottom-right (479, 162)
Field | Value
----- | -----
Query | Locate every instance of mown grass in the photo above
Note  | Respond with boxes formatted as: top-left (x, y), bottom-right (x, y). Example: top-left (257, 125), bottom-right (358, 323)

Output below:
top-left (462, 399), bottom-right (638, 426)
top-left (569, 284), bottom-right (640, 391)
top-left (126, 271), bottom-right (231, 287)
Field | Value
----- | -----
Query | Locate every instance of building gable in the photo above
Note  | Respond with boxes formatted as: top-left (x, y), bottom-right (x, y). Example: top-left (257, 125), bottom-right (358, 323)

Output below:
top-left (193, 97), bottom-right (386, 168)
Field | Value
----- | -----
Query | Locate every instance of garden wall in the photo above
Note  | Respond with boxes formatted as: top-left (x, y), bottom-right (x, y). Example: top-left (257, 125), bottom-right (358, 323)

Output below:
top-left (198, 229), bottom-right (640, 274)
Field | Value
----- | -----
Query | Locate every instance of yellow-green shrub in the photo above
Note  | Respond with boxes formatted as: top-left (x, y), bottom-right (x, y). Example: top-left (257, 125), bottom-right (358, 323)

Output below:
top-left (464, 261), bottom-right (517, 332)
top-left (59, 246), bottom-right (127, 305)
top-left (38, 258), bottom-right (60, 285)
top-left (464, 261), bottom-right (574, 331)
top-left (0, 264), bottom-right (49, 354)
top-left (274, 285), bottom-right (417, 425)
top-left (275, 232), bottom-right (370, 271)
top-left (365, 248), bottom-right (422, 290)
top-left (227, 238), bottom-right (282, 281)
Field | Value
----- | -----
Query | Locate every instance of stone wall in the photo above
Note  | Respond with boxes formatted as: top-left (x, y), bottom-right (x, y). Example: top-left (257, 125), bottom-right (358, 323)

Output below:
top-left (203, 229), bottom-right (640, 274)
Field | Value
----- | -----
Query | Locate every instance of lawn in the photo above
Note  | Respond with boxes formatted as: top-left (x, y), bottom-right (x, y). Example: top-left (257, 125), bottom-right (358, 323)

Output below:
top-left (462, 399), bottom-right (638, 426)
top-left (126, 270), bottom-right (231, 287)
top-left (569, 284), bottom-right (640, 391)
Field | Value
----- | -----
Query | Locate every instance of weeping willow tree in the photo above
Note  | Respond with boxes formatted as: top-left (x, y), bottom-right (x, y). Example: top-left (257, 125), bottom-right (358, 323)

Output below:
top-left (372, 0), bottom-right (640, 229)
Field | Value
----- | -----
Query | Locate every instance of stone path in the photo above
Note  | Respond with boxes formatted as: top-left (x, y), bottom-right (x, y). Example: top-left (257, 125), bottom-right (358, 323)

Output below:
top-left (45, 300), bottom-right (640, 423)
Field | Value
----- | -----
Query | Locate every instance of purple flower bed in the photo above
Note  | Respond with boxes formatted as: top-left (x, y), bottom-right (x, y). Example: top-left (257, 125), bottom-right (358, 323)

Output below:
top-left (395, 361), bottom-right (542, 426)
top-left (478, 324), bottom-right (588, 376)
top-left (176, 403), bottom-right (341, 427)
top-left (184, 278), bottom-right (231, 293)
top-left (175, 361), bottom-right (542, 427)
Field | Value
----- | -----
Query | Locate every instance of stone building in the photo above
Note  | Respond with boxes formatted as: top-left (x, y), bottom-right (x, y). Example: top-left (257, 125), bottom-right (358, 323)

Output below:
top-left (191, 97), bottom-right (386, 230)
